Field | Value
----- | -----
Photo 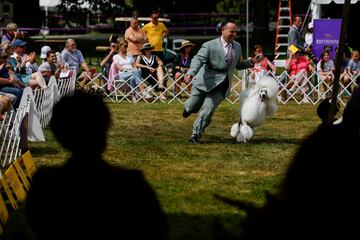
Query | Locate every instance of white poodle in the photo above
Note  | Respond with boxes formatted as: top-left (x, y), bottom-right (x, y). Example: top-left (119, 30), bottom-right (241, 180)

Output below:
top-left (230, 76), bottom-right (279, 142)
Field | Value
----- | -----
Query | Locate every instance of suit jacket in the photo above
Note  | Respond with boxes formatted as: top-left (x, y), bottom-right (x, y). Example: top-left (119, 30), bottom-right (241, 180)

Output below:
top-left (187, 37), bottom-right (253, 96)
top-left (288, 25), bottom-right (305, 51)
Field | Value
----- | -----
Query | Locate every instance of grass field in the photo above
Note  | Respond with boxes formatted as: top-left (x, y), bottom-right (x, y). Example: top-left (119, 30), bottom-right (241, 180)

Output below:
top-left (34, 101), bottom-right (320, 238)
top-left (4, 101), bottom-right (321, 239)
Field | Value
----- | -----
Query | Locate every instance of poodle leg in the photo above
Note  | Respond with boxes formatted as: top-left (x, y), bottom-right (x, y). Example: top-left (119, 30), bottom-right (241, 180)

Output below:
top-left (230, 123), bottom-right (240, 138)
top-left (240, 123), bottom-right (254, 142)
top-left (236, 132), bottom-right (245, 143)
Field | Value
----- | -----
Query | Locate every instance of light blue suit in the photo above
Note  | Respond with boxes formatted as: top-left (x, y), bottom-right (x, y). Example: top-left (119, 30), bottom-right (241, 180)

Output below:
top-left (288, 25), bottom-right (305, 52)
top-left (185, 37), bottom-right (253, 138)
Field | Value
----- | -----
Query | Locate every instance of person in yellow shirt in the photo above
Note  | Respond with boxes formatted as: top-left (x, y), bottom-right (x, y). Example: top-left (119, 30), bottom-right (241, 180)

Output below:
top-left (142, 11), bottom-right (169, 60)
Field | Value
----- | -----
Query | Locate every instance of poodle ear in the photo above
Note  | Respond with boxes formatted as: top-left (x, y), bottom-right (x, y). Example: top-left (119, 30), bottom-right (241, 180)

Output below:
top-left (267, 103), bottom-right (278, 116)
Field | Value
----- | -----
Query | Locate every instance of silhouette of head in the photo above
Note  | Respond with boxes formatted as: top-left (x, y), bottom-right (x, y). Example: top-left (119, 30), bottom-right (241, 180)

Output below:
top-left (50, 91), bottom-right (110, 157)
top-left (316, 98), bottom-right (339, 124)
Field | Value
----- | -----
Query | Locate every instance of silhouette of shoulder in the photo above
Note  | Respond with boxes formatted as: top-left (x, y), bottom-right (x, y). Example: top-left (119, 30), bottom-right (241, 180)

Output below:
top-left (239, 89), bottom-right (360, 239)
top-left (26, 160), bottom-right (167, 240)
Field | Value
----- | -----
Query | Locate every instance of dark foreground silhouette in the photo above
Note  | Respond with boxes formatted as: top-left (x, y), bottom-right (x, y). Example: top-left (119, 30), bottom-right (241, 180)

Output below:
top-left (216, 88), bottom-right (360, 240)
top-left (25, 92), bottom-right (167, 240)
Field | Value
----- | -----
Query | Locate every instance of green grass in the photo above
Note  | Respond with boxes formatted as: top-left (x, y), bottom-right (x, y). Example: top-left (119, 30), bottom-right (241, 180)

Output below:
top-left (3, 101), bottom-right (320, 239)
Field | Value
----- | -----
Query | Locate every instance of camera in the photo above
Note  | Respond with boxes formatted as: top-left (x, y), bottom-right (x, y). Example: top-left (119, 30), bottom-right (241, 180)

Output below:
top-left (305, 45), bottom-right (318, 65)
top-left (306, 51), bottom-right (318, 65)
top-left (15, 31), bottom-right (27, 39)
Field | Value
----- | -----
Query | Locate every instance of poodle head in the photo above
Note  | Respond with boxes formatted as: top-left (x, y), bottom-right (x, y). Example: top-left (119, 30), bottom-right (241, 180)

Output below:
top-left (259, 88), bottom-right (268, 102)
top-left (257, 76), bottom-right (279, 100)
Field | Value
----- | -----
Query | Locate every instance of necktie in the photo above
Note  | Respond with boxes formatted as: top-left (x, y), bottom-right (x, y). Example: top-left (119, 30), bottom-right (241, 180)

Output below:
top-left (226, 43), bottom-right (233, 69)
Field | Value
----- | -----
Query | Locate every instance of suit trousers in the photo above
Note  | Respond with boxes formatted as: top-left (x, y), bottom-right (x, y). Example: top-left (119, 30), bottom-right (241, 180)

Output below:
top-left (185, 77), bottom-right (229, 137)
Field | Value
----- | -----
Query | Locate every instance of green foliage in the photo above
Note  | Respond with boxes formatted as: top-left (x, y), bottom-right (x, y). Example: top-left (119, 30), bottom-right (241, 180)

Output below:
top-left (0, 102), bottom-right (320, 239)
top-left (56, 0), bottom-right (132, 26)
top-left (216, 0), bottom-right (245, 14)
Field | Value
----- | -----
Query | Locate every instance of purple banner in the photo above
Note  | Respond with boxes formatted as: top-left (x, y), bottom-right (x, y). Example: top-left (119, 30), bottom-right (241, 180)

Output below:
top-left (313, 19), bottom-right (342, 60)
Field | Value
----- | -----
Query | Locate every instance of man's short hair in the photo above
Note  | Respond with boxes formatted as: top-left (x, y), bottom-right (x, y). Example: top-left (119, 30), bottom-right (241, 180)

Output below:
top-left (221, 19), bottom-right (237, 30)
top-left (65, 38), bottom-right (75, 47)
top-left (293, 14), bottom-right (302, 22)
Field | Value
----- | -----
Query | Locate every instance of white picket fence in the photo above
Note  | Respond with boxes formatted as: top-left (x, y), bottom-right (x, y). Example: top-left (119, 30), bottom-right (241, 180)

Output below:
top-left (0, 74), bottom-right (77, 169)
top-left (0, 100), bottom-right (29, 171)
top-left (83, 69), bottom-right (358, 107)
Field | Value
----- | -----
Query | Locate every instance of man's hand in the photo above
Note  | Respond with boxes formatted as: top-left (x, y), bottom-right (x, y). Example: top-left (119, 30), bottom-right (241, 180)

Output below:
top-left (16, 55), bottom-right (22, 64)
top-left (148, 66), bottom-right (156, 72)
top-left (184, 74), bottom-right (193, 84)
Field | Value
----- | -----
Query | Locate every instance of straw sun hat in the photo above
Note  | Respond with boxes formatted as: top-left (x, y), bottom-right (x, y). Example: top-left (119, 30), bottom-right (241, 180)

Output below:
top-left (179, 40), bottom-right (195, 50)
top-left (140, 43), bottom-right (155, 51)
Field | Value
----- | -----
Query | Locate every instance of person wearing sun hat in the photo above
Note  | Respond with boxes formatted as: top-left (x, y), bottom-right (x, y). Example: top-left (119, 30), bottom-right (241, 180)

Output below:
top-left (140, 43), bottom-right (155, 52)
top-left (285, 45), bottom-right (315, 103)
top-left (173, 40), bottom-right (195, 97)
top-left (136, 43), bottom-right (166, 99)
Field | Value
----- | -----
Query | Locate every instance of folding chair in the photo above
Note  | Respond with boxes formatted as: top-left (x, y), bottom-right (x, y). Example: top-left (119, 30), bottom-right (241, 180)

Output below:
top-left (3, 165), bottom-right (27, 202)
top-left (0, 176), bottom-right (18, 210)
top-left (18, 151), bottom-right (36, 180)
top-left (0, 191), bottom-right (10, 226)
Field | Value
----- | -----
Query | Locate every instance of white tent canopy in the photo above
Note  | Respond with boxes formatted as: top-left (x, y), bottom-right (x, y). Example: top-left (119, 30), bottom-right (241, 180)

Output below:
top-left (313, 0), bottom-right (359, 3)
top-left (39, 0), bottom-right (60, 7)
top-left (311, 0), bottom-right (359, 20)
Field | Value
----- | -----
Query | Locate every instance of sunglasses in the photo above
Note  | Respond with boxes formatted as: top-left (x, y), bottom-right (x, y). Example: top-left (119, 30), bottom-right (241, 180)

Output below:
top-left (111, 45), bottom-right (117, 48)
top-left (123, 45), bottom-right (128, 48)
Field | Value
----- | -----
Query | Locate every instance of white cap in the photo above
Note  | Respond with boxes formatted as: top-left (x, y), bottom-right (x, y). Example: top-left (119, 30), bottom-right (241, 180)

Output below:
top-left (40, 45), bottom-right (51, 59)
top-left (308, 22), bottom-right (313, 29)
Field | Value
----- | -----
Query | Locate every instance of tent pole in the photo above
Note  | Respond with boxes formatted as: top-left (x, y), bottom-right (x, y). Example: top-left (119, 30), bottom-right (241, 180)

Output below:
top-left (300, 1), bottom-right (312, 33)
top-left (246, 0), bottom-right (249, 57)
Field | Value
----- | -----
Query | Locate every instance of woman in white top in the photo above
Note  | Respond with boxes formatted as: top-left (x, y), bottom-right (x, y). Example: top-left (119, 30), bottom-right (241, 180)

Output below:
top-left (112, 39), bottom-right (146, 98)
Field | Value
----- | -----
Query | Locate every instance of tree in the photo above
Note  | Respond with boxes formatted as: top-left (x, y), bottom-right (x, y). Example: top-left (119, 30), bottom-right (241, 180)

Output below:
top-left (57, 0), bottom-right (132, 27)
top-left (252, 0), bottom-right (270, 44)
